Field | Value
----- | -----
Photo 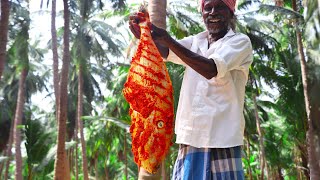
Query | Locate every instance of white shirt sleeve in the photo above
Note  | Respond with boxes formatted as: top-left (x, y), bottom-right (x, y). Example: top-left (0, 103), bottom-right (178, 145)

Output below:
top-left (208, 34), bottom-right (253, 79)
top-left (165, 36), bottom-right (194, 66)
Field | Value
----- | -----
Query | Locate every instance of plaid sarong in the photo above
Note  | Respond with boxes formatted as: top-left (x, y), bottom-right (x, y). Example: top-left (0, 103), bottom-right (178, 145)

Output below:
top-left (172, 145), bottom-right (244, 180)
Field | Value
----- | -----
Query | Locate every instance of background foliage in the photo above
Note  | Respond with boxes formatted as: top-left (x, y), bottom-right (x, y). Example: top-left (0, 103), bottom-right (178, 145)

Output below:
top-left (0, 0), bottom-right (319, 179)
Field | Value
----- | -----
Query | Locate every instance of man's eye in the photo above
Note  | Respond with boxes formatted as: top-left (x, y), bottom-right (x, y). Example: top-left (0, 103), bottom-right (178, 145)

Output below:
top-left (204, 7), bottom-right (212, 11)
top-left (216, 6), bottom-right (225, 10)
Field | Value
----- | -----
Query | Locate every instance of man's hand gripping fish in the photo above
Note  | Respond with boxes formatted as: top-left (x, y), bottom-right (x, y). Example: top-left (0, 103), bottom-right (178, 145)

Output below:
top-left (122, 8), bottom-right (174, 174)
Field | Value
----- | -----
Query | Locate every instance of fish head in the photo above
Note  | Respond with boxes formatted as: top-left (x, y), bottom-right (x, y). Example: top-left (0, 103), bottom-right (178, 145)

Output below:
top-left (130, 109), bottom-right (174, 174)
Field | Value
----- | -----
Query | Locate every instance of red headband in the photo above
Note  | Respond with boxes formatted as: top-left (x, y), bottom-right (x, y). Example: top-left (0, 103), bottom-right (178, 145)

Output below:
top-left (201, 0), bottom-right (236, 12)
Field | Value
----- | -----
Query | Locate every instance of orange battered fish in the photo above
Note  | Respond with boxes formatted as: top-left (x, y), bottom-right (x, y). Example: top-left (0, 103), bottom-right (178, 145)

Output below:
top-left (123, 9), bottom-right (174, 174)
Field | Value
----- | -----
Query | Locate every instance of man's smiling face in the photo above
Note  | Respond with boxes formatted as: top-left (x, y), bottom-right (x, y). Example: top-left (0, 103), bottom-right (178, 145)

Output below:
top-left (202, 0), bottom-right (232, 35)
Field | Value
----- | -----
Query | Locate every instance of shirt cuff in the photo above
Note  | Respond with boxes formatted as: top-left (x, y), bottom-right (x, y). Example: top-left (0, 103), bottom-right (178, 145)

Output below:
top-left (209, 53), bottom-right (227, 79)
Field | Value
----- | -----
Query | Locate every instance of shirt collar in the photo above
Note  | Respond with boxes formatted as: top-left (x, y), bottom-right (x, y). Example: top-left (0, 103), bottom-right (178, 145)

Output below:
top-left (224, 28), bottom-right (236, 38)
top-left (197, 28), bottom-right (236, 41)
top-left (196, 29), bottom-right (235, 56)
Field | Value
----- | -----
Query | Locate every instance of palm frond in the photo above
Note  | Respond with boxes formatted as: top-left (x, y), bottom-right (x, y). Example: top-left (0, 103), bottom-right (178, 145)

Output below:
top-left (34, 141), bottom-right (76, 172)
top-left (168, 0), bottom-right (204, 37)
top-left (237, 0), bottom-right (260, 10)
top-left (259, 4), bottom-right (304, 22)
top-left (90, 20), bottom-right (124, 57)
top-left (82, 116), bottom-right (130, 132)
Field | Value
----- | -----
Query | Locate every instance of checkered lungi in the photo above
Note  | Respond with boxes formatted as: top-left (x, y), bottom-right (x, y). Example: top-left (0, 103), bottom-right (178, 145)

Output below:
top-left (172, 145), bottom-right (244, 180)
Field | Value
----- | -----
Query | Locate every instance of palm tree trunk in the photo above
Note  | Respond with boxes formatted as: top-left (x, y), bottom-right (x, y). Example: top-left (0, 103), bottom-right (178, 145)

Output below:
top-left (124, 132), bottom-right (128, 180)
top-left (75, 120), bottom-right (79, 180)
top-left (0, 160), bottom-right (2, 178)
top-left (252, 93), bottom-right (268, 180)
top-left (14, 4), bottom-right (31, 178)
top-left (2, 115), bottom-right (15, 180)
top-left (51, 0), bottom-right (60, 121)
top-left (291, 0), bottom-right (320, 178)
top-left (104, 157), bottom-right (110, 180)
top-left (245, 133), bottom-right (253, 180)
top-left (53, 0), bottom-right (71, 179)
top-left (275, 0), bottom-right (284, 6)
top-left (0, 123), bottom-right (9, 175)
top-left (161, 160), bottom-right (166, 179)
top-left (0, 0), bottom-right (10, 80)
top-left (148, 0), bottom-right (167, 29)
top-left (68, 148), bottom-right (74, 177)
top-left (14, 68), bottom-right (28, 180)
top-left (296, 29), bottom-right (320, 179)
top-left (77, 66), bottom-right (89, 180)
top-left (27, 164), bottom-right (33, 180)
top-left (294, 146), bottom-right (301, 180)
top-left (104, 167), bottom-right (109, 180)
top-left (298, 144), bottom-right (310, 179)
top-left (277, 166), bottom-right (284, 180)
top-left (94, 152), bottom-right (99, 180)
top-left (148, 0), bottom-right (167, 56)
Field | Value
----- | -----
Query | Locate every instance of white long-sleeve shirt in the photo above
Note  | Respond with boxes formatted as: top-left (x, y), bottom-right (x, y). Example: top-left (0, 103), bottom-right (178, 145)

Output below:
top-left (166, 29), bottom-right (253, 148)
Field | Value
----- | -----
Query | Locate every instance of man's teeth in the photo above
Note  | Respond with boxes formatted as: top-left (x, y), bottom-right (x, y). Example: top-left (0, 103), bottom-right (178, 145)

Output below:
top-left (209, 19), bottom-right (220, 22)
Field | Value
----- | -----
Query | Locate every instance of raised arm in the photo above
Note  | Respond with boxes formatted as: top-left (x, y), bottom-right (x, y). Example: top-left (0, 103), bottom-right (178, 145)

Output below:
top-left (129, 13), bottom-right (217, 79)
top-left (150, 24), bottom-right (217, 79)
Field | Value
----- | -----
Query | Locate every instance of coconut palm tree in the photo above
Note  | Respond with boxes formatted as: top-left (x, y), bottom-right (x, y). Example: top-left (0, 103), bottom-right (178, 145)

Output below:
top-left (239, 0), bottom-right (320, 177)
top-left (53, 0), bottom-right (71, 179)
top-left (0, 0), bottom-right (10, 80)
top-left (13, 70), bottom-right (28, 180)
top-left (8, 5), bottom-right (31, 177)
top-left (24, 117), bottom-right (52, 180)
top-left (51, 0), bottom-right (60, 121)
top-left (0, 35), bottom-right (48, 180)
top-left (1, 1), bottom-right (52, 178)
top-left (304, 0), bottom-right (320, 158)
top-left (290, 0), bottom-right (320, 177)
top-left (67, 0), bottom-right (125, 178)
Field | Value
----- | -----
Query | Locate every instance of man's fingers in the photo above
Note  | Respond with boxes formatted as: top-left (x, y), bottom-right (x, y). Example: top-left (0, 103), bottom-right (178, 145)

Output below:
top-left (129, 15), bottom-right (139, 24)
top-left (129, 13), bottom-right (146, 24)
top-left (129, 24), bottom-right (141, 39)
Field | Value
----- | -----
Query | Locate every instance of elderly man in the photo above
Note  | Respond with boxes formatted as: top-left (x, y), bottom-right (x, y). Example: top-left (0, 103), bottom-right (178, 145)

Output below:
top-left (129, 0), bottom-right (253, 179)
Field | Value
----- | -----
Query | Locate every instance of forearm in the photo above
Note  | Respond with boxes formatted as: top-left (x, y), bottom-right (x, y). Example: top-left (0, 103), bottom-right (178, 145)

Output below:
top-left (164, 36), bottom-right (217, 79)
top-left (155, 43), bottom-right (169, 59)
